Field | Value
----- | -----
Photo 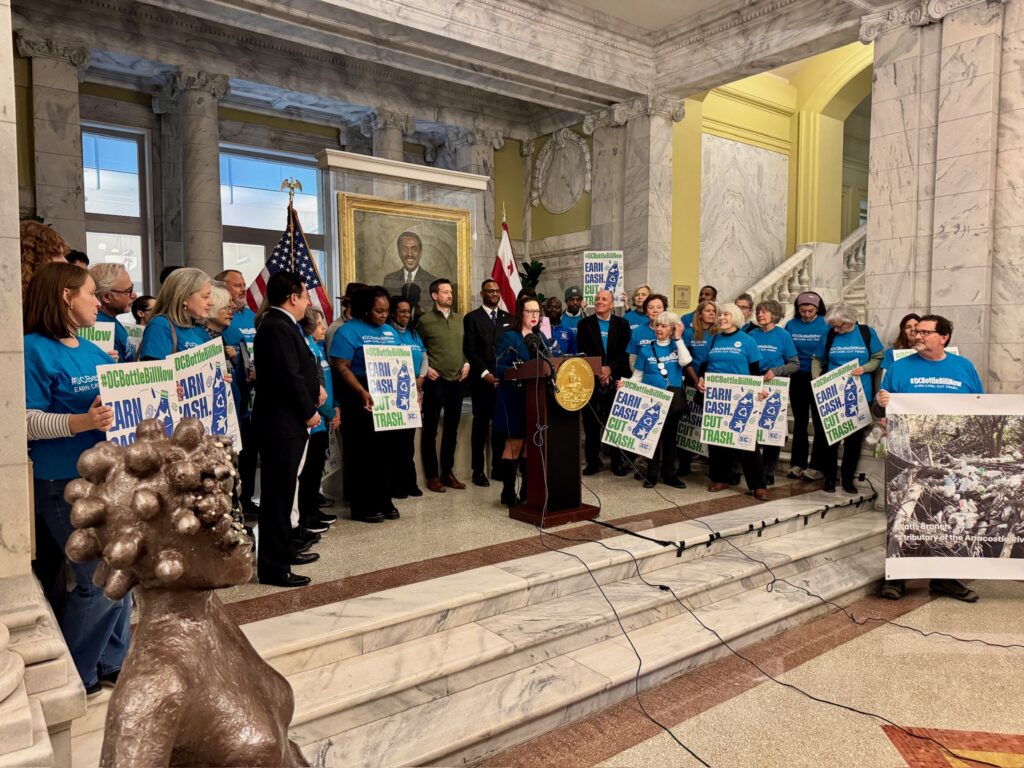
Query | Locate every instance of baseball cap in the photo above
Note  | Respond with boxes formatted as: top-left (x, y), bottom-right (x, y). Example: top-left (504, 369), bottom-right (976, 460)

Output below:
top-left (564, 286), bottom-right (582, 300)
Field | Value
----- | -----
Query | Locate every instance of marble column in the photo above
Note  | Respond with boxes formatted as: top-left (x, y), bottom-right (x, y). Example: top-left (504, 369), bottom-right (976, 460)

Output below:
top-left (15, 31), bottom-right (89, 250)
top-left (584, 122), bottom-right (626, 251)
top-left (361, 109), bottom-right (414, 162)
top-left (175, 68), bottom-right (229, 276)
top-left (152, 86), bottom-right (184, 270)
top-left (585, 96), bottom-right (683, 294)
top-left (450, 127), bottom-right (503, 302)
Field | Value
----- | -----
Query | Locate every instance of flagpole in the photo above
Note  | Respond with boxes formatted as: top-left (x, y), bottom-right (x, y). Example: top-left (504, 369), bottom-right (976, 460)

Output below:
top-left (280, 178), bottom-right (302, 272)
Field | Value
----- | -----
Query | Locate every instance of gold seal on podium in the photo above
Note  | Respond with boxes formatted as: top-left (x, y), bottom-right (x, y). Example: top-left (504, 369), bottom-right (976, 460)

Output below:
top-left (553, 357), bottom-right (595, 412)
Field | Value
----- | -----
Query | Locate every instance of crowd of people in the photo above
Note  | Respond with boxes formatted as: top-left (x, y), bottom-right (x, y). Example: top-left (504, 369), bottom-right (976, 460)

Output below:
top-left (19, 219), bottom-right (989, 697)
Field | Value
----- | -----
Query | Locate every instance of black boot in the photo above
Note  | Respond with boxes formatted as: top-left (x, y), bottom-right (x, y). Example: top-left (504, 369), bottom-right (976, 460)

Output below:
top-left (500, 459), bottom-right (517, 506)
top-left (517, 458), bottom-right (528, 504)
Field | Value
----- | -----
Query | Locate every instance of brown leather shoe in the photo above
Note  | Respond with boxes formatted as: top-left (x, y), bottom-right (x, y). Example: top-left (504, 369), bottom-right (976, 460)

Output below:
top-left (426, 477), bottom-right (446, 493)
top-left (442, 473), bottom-right (466, 490)
top-left (708, 482), bottom-right (728, 492)
top-left (753, 488), bottom-right (770, 501)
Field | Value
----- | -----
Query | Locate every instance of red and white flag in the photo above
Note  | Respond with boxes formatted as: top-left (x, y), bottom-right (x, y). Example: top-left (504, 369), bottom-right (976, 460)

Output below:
top-left (491, 222), bottom-right (522, 313)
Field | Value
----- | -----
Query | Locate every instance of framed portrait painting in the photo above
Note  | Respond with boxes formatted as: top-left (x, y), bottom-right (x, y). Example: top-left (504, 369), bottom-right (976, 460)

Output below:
top-left (338, 193), bottom-right (472, 313)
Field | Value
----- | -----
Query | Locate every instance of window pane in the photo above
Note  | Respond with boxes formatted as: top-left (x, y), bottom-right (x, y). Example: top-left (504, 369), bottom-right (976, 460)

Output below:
top-left (83, 132), bottom-right (141, 217)
top-left (223, 242), bottom-right (267, 288)
top-left (220, 153), bottom-right (319, 234)
top-left (86, 232), bottom-right (145, 290)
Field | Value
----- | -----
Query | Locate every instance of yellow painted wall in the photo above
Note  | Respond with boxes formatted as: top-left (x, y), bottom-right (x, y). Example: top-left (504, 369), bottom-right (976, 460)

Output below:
top-left (493, 139), bottom-right (525, 240)
top-left (529, 126), bottom-right (591, 240)
top-left (79, 82), bottom-right (152, 107)
top-left (217, 107), bottom-right (339, 139)
top-left (14, 55), bottom-right (31, 190)
top-left (671, 97), bottom-right (704, 311)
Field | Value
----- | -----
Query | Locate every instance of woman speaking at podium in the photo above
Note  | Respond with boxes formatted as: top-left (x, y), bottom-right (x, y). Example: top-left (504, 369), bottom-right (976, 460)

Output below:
top-left (493, 295), bottom-right (553, 507)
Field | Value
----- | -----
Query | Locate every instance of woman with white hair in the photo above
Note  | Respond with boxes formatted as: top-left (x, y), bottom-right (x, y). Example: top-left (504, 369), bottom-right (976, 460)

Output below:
top-left (748, 298), bottom-right (799, 486)
top-left (90, 262), bottom-right (137, 363)
top-left (139, 268), bottom-right (215, 360)
top-left (811, 302), bottom-right (883, 493)
top-left (697, 302), bottom-right (769, 500)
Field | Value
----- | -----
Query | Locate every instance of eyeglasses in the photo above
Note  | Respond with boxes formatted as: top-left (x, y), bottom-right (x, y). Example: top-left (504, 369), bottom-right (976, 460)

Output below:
top-left (109, 286), bottom-right (136, 296)
top-left (522, 309), bottom-right (541, 315)
top-left (483, 288), bottom-right (501, 294)
top-left (912, 329), bottom-right (939, 337)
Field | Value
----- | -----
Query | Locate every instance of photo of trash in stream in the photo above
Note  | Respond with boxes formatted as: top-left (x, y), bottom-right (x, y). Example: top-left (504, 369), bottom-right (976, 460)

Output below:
top-left (886, 414), bottom-right (1024, 562)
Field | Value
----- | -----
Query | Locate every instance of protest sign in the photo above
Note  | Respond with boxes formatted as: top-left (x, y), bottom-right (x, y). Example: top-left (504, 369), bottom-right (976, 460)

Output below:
top-left (700, 373), bottom-right (762, 451)
top-left (583, 251), bottom-right (624, 307)
top-left (125, 324), bottom-right (145, 357)
top-left (756, 376), bottom-right (790, 447)
top-left (169, 338), bottom-right (241, 446)
top-left (97, 359), bottom-right (178, 446)
top-left (811, 360), bottom-right (871, 446)
top-left (80, 322), bottom-right (116, 357)
top-left (885, 393), bottom-right (1024, 580)
top-left (365, 345), bottom-right (422, 432)
top-left (892, 346), bottom-right (959, 361)
top-left (676, 386), bottom-right (709, 457)
top-left (602, 380), bottom-right (673, 459)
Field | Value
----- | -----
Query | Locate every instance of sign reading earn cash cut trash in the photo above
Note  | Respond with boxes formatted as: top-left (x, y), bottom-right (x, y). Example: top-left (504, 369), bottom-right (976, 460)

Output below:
top-left (701, 373), bottom-right (763, 451)
top-left (756, 377), bottom-right (790, 448)
top-left (364, 345), bottom-right (421, 432)
top-left (811, 359), bottom-right (871, 446)
top-left (583, 251), bottom-right (624, 307)
top-left (168, 338), bottom-right (241, 446)
top-left (601, 380), bottom-right (673, 459)
top-left (676, 386), bottom-right (709, 457)
top-left (97, 359), bottom-right (179, 446)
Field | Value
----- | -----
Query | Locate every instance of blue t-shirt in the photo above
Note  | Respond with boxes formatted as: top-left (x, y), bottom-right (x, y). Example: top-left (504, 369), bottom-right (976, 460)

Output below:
top-left (681, 310), bottom-right (696, 330)
top-left (25, 333), bottom-right (114, 480)
top-left (814, 324), bottom-right (884, 401)
top-left (627, 323), bottom-right (656, 357)
top-left (636, 340), bottom-right (687, 389)
top-left (330, 318), bottom-right (398, 377)
top-left (623, 309), bottom-right (646, 333)
top-left (561, 311), bottom-right (583, 332)
top-left (705, 330), bottom-right (762, 376)
top-left (547, 324), bottom-right (576, 356)
top-left (223, 307), bottom-right (257, 355)
top-left (684, 326), bottom-right (715, 370)
top-left (390, 323), bottom-right (426, 376)
top-left (306, 334), bottom-right (333, 434)
top-left (880, 354), bottom-right (984, 395)
top-left (597, 318), bottom-right (610, 353)
top-left (139, 315), bottom-right (211, 360)
top-left (748, 326), bottom-right (798, 373)
top-left (785, 315), bottom-right (829, 374)
top-left (98, 310), bottom-right (134, 364)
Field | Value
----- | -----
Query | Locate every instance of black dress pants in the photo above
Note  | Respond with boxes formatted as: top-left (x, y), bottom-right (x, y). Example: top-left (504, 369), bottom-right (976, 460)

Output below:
top-left (237, 417), bottom-right (259, 515)
top-left (257, 432), bottom-right (306, 575)
top-left (708, 444), bottom-right (765, 491)
top-left (824, 425), bottom-right (868, 486)
top-left (583, 384), bottom-right (623, 470)
top-left (341, 380), bottom-right (393, 518)
top-left (470, 378), bottom-right (505, 476)
top-left (421, 377), bottom-right (463, 479)
top-left (395, 427), bottom-right (418, 494)
top-left (646, 388), bottom-right (687, 481)
top-left (297, 429), bottom-right (329, 528)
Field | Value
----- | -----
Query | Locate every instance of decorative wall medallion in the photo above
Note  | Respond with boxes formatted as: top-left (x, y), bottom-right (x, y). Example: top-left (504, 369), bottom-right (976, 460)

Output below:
top-left (531, 128), bottom-right (592, 214)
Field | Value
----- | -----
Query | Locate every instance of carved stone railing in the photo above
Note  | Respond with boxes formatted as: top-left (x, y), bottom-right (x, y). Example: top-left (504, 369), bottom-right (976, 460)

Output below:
top-left (746, 244), bottom-right (815, 310)
top-left (841, 224), bottom-right (867, 303)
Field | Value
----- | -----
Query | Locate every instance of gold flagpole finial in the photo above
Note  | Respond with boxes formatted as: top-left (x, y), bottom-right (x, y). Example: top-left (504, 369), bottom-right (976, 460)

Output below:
top-left (280, 177), bottom-right (303, 207)
top-left (501, 201), bottom-right (507, 225)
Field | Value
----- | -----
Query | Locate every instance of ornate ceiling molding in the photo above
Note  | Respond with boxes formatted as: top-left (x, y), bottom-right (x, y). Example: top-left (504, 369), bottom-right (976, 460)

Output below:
top-left (15, 30), bottom-right (89, 68)
top-left (859, 0), bottom-right (1005, 43)
top-left (360, 109), bottom-right (416, 138)
top-left (530, 128), bottom-right (592, 212)
top-left (581, 95), bottom-right (686, 135)
top-left (445, 127), bottom-right (506, 152)
top-left (173, 67), bottom-right (230, 100)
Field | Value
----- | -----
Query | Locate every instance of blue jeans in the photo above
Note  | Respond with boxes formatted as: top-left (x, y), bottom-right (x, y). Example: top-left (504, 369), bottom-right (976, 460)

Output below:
top-left (35, 478), bottom-right (131, 686)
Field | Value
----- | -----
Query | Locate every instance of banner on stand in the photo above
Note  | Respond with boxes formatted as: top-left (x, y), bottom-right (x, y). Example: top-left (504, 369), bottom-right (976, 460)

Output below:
top-left (97, 359), bottom-right (178, 446)
top-left (583, 251), bottom-right (624, 307)
top-left (885, 393), bottom-right (1024, 580)
top-left (169, 338), bottom-right (241, 446)
top-left (676, 386), bottom-right (709, 457)
top-left (80, 322), bottom-right (116, 357)
top-left (756, 376), bottom-right (790, 447)
top-left (602, 380), bottom-right (673, 459)
top-left (700, 373), bottom-right (763, 451)
top-left (811, 360), bottom-right (872, 446)
top-left (365, 345), bottom-right (422, 432)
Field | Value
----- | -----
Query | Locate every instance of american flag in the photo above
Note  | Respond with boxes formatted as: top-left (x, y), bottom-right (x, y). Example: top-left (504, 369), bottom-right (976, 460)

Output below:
top-left (246, 205), bottom-right (333, 323)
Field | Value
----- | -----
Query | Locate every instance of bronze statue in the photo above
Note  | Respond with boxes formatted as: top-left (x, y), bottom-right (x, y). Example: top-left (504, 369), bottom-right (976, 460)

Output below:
top-left (65, 418), bottom-right (308, 767)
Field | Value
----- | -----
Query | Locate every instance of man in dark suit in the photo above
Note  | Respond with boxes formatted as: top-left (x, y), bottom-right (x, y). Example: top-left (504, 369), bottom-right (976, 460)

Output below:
top-left (576, 289), bottom-right (632, 476)
top-left (463, 279), bottom-right (513, 487)
top-left (382, 231), bottom-right (439, 312)
top-left (252, 270), bottom-right (324, 588)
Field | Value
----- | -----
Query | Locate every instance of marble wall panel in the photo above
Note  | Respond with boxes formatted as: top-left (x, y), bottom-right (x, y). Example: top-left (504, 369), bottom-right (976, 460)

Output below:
top-left (932, 189), bottom-right (995, 234)
top-left (868, 131), bottom-right (916, 172)
top-left (931, 302), bottom-right (990, 347)
top-left (986, 342), bottom-right (1024, 384)
top-left (993, 223), bottom-right (1024, 262)
top-left (942, 0), bottom-right (1006, 47)
top-left (997, 108), bottom-right (1024, 152)
top-left (938, 75), bottom-right (999, 124)
top-left (870, 98), bottom-right (916, 140)
top-left (867, 200), bottom-right (918, 240)
top-left (623, 114), bottom-right (673, 292)
top-left (988, 304), bottom-right (1020, 343)
top-left (1002, 26), bottom-right (1024, 74)
top-left (935, 113), bottom-right (995, 162)
top-left (935, 152), bottom-right (996, 195)
top-left (866, 271), bottom-right (914, 310)
top-left (1000, 68), bottom-right (1024, 110)
top-left (942, 33), bottom-right (1000, 82)
top-left (698, 134), bottom-right (788, 302)
top-left (931, 265), bottom-right (993, 311)
top-left (590, 125), bottom-right (625, 251)
top-left (871, 166), bottom-right (918, 206)
top-left (872, 58), bottom-right (923, 104)
top-left (869, 236), bottom-right (915, 274)
top-left (932, 228), bottom-right (993, 270)
top-left (0, 461), bottom-right (31, 580)
top-left (995, 146), bottom-right (1024, 190)
top-left (874, 24), bottom-right (928, 68)
top-left (914, 234), bottom-right (933, 273)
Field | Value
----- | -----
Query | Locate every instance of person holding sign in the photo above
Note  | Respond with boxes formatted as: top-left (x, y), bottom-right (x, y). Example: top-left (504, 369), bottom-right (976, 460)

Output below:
top-left (748, 299), bottom-right (799, 486)
top-left (873, 314), bottom-right (984, 603)
top-left (390, 296), bottom-right (428, 498)
top-left (23, 262), bottom-right (129, 696)
top-left (784, 292), bottom-right (829, 480)
top-left (139, 268), bottom-right (215, 360)
top-left (90, 263), bottom-right (137, 363)
top-left (332, 286), bottom-right (401, 523)
top-left (811, 303), bottom-right (884, 493)
top-left (493, 295), bottom-right (555, 506)
top-left (623, 311), bottom-right (692, 489)
top-left (697, 302), bottom-right (769, 500)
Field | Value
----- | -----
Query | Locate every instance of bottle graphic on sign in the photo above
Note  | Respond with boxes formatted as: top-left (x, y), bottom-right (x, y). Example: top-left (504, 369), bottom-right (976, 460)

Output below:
top-left (844, 376), bottom-right (859, 417)
top-left (211, 364), bottom-right (228, 434)
top-left (155, 390), bottom-right (174, 436)
top-left (730, 392), bottom-right (754, 432)
top-left (604, 263), bottom-right (620, 291)
top-left (395, 362), bottom-right (411, 411)
top-left (632, 402), bottom-right (661, 440)
top-left (758, 391), bottom-right (782, 430)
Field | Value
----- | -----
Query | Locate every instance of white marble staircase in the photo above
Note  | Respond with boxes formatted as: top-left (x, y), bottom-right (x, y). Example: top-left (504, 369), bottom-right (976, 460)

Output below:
top-left (72, 490), bottom-right (883, 767)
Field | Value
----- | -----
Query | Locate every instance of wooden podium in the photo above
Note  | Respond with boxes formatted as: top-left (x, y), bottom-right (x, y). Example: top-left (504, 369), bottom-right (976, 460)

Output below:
top-left (502, 355), bottom-right (601, 527)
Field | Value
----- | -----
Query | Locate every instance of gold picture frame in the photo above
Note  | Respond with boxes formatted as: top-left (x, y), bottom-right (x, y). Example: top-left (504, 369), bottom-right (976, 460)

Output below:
top-left (338, 193), bottom-right (472, 313)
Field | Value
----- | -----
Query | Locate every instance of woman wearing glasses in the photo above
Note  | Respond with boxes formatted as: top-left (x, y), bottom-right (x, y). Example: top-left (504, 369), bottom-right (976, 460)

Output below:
top-left (623, 311), bottom-right (692, 489)
top-left (493, 295), bottom-right (553, 506)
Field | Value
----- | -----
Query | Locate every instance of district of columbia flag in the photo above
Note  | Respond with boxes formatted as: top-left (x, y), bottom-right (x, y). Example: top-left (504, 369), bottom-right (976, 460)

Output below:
top-left (491, 222), bottom-right (522, 313)
top-left (246, 205), bottom-right (333, 324)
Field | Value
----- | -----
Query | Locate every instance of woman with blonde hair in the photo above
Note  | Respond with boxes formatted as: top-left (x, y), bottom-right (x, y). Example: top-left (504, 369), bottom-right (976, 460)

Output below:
top-left (139, 267), bottom-right (214, 360)
top-left (21, 221), bottom-right (70, 297)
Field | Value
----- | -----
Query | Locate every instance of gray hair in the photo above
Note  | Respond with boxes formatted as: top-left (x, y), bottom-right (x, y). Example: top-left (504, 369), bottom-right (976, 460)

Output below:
top-left (89, 262), bottom-right (127, 296)
top-left (755, 299), bottom-right (784, 324)
top-left (208, 281), bottom-right (232, 317)
top-left (717, 302), bottom-right (744, 331)
top-left (152, 268), bottom-right (212, 327)
top-left (825, 302), bottom-right (859, 327)
top-left (653, 310), bottom-right (680, 328)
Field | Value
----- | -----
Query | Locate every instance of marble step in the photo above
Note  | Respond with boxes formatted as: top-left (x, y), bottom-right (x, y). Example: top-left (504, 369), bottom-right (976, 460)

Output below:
top-left (242, 493), bottom-right (872, 680)
top-left (285, 511), bottom-right (883, 747)
top-left (70, 685), bottom-right (111, 739)
top-left (0, 700), bottom-right (53, 768)
top-left (307, 547), bottom-right (881, 768)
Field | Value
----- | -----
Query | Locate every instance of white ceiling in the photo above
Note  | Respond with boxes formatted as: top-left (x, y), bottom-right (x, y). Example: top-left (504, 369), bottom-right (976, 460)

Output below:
top-left (566, 0), bottom-right (724, 33)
